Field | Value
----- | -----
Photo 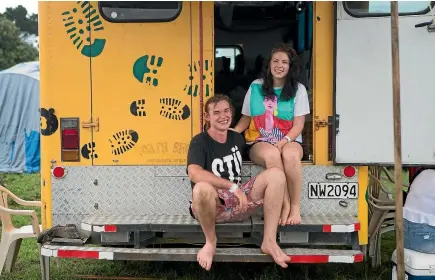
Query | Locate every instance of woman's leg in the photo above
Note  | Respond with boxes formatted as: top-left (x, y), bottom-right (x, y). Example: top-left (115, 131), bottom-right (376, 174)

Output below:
top-left (281, 142), bottom-right (303, 225)
top-left (249, 142), bottom-right (289, 225)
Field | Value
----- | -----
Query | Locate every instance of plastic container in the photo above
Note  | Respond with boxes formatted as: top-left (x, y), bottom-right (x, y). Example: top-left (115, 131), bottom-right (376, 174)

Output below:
top-left (391, 248), bottom-right (435, 279)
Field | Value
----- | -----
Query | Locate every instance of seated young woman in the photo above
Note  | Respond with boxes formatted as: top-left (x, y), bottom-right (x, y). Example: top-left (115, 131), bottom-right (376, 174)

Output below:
top-left (233, 43), bottom-right (310, 225)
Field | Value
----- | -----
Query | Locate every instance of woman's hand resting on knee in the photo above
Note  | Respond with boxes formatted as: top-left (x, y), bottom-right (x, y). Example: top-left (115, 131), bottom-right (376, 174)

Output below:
top-left (273, 139), bottom-right (288, 152)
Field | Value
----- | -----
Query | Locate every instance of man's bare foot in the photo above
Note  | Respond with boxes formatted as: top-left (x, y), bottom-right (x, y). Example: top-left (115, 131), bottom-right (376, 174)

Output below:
top-left (286, 205), bottom-right (301, 225)
top-left (197, 242), bottom-right (216, 271)
top-left (261, 240), bottom-right (290, 268)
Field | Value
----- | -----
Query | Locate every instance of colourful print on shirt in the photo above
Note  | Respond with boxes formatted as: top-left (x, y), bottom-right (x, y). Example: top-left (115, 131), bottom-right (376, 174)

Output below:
top-left (245, 82), bottom-right (295, 144)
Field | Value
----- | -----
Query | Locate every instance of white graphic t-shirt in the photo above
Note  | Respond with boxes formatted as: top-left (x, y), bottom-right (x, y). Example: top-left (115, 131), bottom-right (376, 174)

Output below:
top-left (241, 79), bottom-right (310, 144)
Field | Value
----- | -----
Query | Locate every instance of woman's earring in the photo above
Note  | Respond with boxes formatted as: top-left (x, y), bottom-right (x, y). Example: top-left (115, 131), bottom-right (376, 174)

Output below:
top-left (273, 108), bottom-right (278, 116)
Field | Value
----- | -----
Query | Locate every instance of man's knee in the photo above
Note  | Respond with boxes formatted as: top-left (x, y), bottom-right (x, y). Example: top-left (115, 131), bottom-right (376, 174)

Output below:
top-left (192, 182), bottom-right (218, 202)
top-left (263, 167), bottom-right (286, 185)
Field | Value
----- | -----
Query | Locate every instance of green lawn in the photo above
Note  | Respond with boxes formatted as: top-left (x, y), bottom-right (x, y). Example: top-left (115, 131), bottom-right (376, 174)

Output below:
top-left (0, 173), bottom-right (398, 280)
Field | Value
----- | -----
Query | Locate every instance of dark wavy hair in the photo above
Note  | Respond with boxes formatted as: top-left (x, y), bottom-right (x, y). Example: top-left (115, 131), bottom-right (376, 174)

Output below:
top-left (262, 43), bottom-right (302, 101)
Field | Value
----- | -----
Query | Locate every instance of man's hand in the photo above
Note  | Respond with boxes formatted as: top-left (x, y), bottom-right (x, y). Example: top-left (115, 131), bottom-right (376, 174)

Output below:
top-left (234, 187), bottom-right (248, 213)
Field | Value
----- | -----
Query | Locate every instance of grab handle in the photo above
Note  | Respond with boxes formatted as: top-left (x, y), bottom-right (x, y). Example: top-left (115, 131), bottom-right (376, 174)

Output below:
top-left (415, 20), bottom-right (433, 28)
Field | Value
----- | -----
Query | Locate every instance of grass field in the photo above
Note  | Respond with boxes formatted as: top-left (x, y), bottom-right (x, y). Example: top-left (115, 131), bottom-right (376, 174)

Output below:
top-left (0, 172), bottom-right (399, 280)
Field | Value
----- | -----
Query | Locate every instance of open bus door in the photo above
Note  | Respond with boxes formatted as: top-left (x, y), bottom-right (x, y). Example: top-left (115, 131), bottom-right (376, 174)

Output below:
top-left (333, 1), bottom-right (435, 165)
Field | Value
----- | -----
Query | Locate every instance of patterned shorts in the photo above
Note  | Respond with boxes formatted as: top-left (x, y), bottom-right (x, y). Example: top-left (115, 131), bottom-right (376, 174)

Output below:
top-left (189, 176), bottom-right (263, 223)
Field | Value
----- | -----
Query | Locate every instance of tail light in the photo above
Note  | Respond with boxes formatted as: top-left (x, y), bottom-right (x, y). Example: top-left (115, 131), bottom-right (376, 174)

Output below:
top-left (343, 166), bottom-right (356, 178)
top-left (60, 118), bottom-right (80, 162)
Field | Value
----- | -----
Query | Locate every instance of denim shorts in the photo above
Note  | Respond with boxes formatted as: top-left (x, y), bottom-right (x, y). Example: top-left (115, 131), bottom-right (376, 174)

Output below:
top-left (404, 218), bottom-right (435, 254)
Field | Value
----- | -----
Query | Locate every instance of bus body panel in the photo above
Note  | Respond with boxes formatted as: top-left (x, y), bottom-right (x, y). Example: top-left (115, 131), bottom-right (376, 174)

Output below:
top-left (334, 1), bottom-right (435, 165)
top-left (39, 1), bottom-right (94, 227)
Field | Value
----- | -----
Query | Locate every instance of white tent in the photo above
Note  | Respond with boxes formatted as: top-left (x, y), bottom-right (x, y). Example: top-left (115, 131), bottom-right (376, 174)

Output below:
top-left (0, 61), bottom-right (40, 173)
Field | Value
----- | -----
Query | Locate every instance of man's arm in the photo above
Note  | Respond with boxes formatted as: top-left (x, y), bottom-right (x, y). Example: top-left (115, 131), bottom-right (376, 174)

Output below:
top-left (188, 164), bottom-right (248, 213)
top-left (188, 164), bottom-right (234, 190)
top-left (187, 134), bottom-right (249, 212)
top-left (186, 135), bottom-right (235, 190)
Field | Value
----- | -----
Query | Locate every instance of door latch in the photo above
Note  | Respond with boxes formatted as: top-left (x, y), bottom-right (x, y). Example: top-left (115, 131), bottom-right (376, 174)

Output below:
top-left (314, 116), bottom-right (330, 131)
top-left (81, 117), bottom-right (99, 132)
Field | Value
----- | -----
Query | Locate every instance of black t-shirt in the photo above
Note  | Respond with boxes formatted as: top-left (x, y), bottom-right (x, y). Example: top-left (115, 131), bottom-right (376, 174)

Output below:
top-left (187, 131), bottom-right (246, 187)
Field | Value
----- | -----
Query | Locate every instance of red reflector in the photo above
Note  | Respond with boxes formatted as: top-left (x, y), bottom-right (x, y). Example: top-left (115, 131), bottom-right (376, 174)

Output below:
top-left (52, 166), bottom-right (65, 178)
top-left (289, 255), bottom-right (329, 263)
top-left (354, 253), bottom-right (364, 262)
top-left (322, 225), bottom-right (332, 232)
top-left (354, 223), bottom-right (361, 231)
top-left (62, 128), bottom-right (79, 149)
top-left (104, 225), bottom-right (117, 232)
top-left (57, 250), bottom-right (99, 259)
top-left (343, 166), bottom-right (356, 177)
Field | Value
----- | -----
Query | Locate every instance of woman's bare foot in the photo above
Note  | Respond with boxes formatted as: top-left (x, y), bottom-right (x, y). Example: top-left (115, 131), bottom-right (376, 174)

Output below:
top-left (261, 240), bottom-right (290, 268)
top-left (279, 201), bottom-right (291, 226)
top-left (197, 242), bottom-right (216, 271)
top-left (278, 197), bottom-right (290, 226)
top-left (286, 205), bottom-right (301, 225)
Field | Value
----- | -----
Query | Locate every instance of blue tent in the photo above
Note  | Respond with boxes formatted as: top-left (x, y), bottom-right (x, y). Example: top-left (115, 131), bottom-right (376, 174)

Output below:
top-left (0, 61), bottom-right (40, 173)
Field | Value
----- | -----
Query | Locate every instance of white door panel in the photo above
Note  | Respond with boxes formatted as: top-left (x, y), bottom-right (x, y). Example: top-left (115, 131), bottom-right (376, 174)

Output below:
top-left (334, 1), bottom-right (435, 165)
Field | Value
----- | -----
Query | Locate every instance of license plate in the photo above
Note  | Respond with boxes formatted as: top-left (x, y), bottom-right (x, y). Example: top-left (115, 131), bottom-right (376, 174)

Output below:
top-left (308, 182), bottom-right (358, 199)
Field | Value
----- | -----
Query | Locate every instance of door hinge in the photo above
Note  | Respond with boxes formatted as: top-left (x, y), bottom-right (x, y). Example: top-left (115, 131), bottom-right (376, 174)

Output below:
top-left (314, 116), bottom-right (331, 131)
top-left (81, 117), bottom-right (99, 132)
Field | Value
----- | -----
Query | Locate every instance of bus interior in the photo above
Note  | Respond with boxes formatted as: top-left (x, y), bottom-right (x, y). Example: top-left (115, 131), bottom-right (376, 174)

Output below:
top-left (213, 1), bottom-right (314, 162)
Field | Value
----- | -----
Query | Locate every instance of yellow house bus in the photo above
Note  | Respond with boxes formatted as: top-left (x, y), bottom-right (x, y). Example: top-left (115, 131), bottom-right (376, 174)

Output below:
top-left (37, 1), bottom-right (435, 276)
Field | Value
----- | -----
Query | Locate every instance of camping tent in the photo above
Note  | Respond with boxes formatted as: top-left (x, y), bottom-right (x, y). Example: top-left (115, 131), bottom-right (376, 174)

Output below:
top-left (0, 61), bottom-right (40, 173)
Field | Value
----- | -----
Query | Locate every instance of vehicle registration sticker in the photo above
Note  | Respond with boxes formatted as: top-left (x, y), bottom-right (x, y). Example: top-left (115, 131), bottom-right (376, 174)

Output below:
top-left (308, 182), bottom-right (358, 199)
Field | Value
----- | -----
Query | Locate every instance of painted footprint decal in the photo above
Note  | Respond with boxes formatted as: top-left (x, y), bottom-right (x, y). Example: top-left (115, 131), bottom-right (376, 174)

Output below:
top-left (130, 99), bottom-right (146, 117)
top-left (184, 60), bottom-right (213, 97)
top-left (109, 130), bottom-right (139, 156)
top-left (61, 1), bottom-right (106, 57)
top-left (159, 98), bottom-right (191, 121)
top-left (40, 108), bottom-right (59, 136)
top-left (133, 55), bottom-right (163, 86)
top-left (81, 142), bottom-right (98, 159)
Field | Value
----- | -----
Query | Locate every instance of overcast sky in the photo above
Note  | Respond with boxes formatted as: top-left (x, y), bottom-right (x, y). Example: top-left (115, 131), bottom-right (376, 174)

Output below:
top-left (0, 0), bottom-right (38, 15)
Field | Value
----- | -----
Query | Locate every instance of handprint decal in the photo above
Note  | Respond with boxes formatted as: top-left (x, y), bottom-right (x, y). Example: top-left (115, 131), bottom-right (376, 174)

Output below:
top-left (133, 55), bottom-right (164, 87)
top-left (184, 60), bottom-right (213, 97)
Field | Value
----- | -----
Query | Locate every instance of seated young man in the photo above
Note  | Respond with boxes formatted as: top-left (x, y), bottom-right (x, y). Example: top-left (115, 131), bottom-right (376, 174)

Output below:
top-left (187, 94), bottom-right (290, 271)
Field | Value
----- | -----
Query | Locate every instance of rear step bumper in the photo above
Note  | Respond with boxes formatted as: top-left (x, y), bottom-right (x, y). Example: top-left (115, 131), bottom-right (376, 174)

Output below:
top-left (41, 245), bottom-right (364, 263)
top-left (81, 214), bottom-right (360, 233)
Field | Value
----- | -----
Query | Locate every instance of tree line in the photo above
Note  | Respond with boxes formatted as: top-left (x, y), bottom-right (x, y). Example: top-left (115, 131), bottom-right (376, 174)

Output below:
top-left (0, 5), bottom-right (39, 70)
